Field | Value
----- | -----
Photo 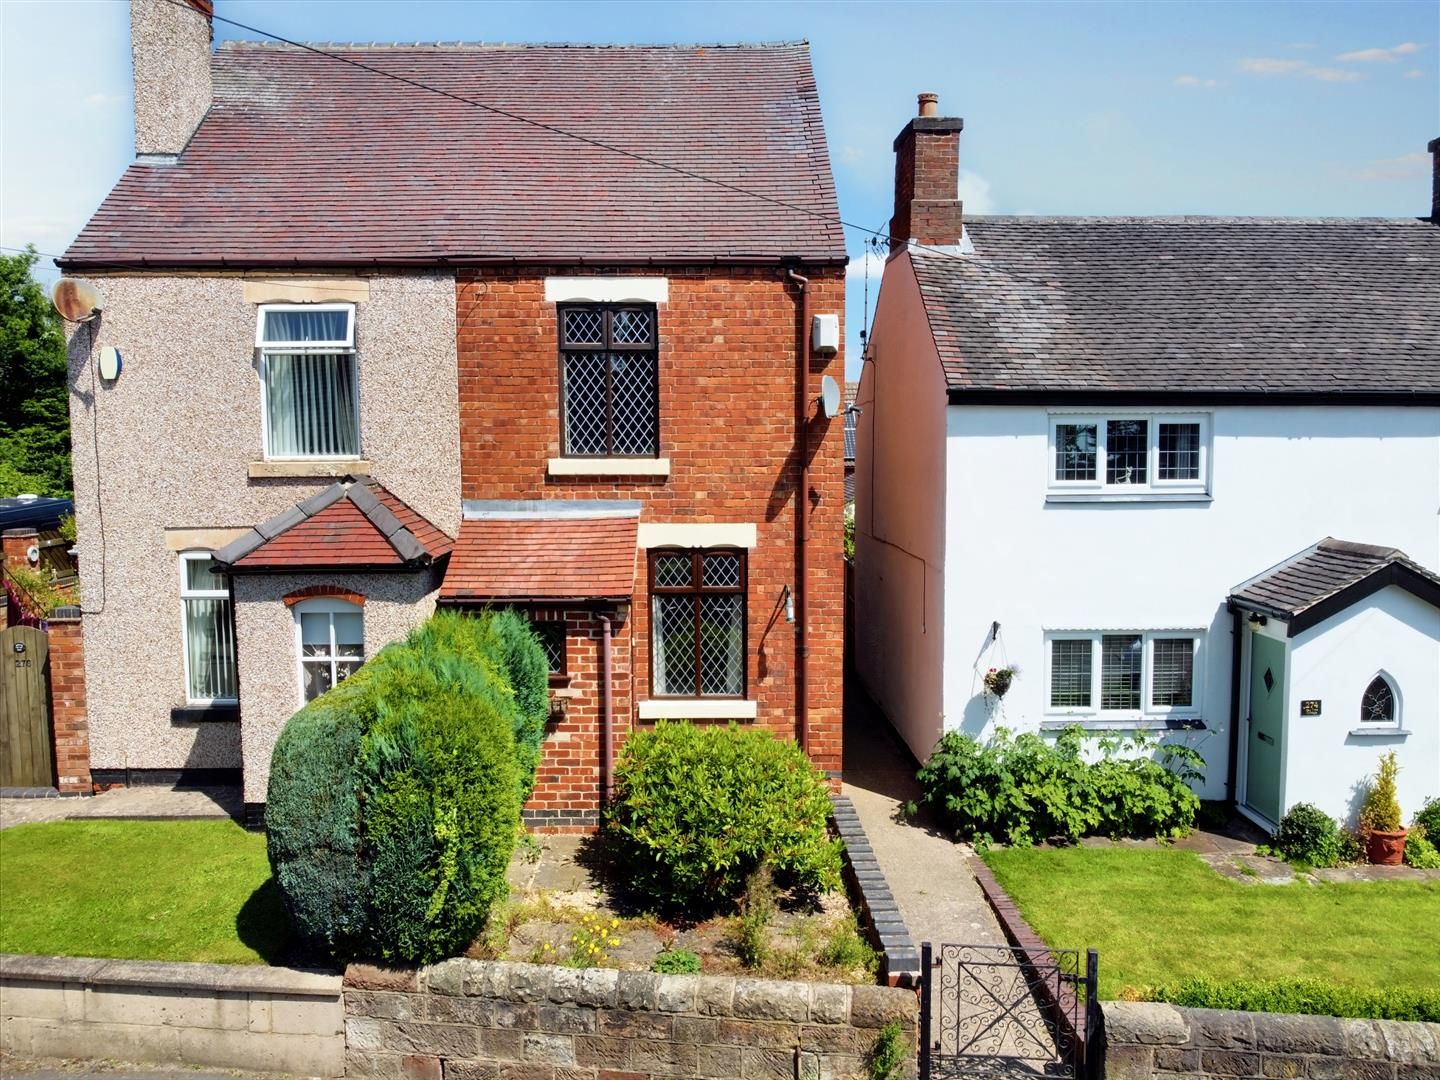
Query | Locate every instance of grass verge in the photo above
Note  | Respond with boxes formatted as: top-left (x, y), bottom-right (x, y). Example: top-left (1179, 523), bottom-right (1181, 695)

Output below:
top-left (0, 819), bottom-right (290, 965)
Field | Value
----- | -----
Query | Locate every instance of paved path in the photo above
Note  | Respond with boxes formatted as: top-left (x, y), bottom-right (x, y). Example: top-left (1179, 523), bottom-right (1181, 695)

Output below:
top-left (0, 786), bottom-right (240, 830)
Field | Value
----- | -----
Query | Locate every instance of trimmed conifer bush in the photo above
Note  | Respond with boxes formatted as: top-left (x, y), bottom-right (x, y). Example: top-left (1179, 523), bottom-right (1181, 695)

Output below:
top-left (489, 608), bottom-right (551, 800)
top-left (607, 721), bottom-right (843, 915)
top-left (265, 609), bottom-right (540, 965)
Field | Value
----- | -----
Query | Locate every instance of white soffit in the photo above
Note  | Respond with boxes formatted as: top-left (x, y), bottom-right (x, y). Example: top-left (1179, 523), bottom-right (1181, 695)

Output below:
top-left (637, 523), bottom-right (757, 549)
top-left (544, 277), bottom-right (669, 304)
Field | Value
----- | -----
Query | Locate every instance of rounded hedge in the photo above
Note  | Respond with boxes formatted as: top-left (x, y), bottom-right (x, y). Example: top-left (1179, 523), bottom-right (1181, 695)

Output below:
top-left (607, 721), bottom-right (843, 915)
top-left (265, 609), bottom-right (547, 965)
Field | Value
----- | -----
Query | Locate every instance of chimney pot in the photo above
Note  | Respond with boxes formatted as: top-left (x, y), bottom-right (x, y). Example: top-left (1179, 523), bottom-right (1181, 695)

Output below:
top-left (918, 93), bottom-right (939, 118)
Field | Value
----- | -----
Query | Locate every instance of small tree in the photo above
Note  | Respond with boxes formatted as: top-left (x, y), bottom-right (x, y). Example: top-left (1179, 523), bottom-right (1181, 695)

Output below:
top-left (1358, 751), bottom-right (1403, 836)
top-left (0, 247), bottom-right (71, 497)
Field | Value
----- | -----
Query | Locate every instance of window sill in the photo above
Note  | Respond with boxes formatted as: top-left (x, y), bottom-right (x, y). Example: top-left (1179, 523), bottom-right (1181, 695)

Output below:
top-left (1045, 491), bottom-right (1212, 505)
top-left (171, 704), bottom-right (240, 724)
top-left (1348, 727), bottom-right (1411, 738)
top-left (1039, 717), bottom-right (1206, 732)
top-left (249, 459), bottom-right (371, 479)
top-left (548, 457), bottom-right (671, 478)
top-left (638, 698), bottom-right (758, 721)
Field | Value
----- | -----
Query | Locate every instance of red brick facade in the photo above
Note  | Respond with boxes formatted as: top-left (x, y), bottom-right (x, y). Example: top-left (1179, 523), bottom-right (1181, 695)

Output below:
top-left (890, 114), bottom-right (965, 250)
top-left (455, 265), bottom-right (846, 829)
top-left (45, 614), bottom-right (93, 794)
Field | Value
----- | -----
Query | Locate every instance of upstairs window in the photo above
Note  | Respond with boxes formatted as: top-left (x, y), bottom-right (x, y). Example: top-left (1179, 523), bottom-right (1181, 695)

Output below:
top-left (560, 304), bottom-right (659, 457)
top-left (258, 304), bottom-right (360, 460)
top-left (179, 553), bottom-right (237, 704)
top-left (1050, 415), bottom-right (1208, 494)
top-left (649, 549), bottom-right (746, 698)
top-left (1046, 630), bottom-right (1202, 717)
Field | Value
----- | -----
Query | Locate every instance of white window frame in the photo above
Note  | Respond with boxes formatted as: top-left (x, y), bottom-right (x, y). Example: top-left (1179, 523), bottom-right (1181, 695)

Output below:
top-left (292, 597), bottom-right (365, 706)
top-left (1047, 412), bottom-right (1210, 496)
top-left (1043, 629), bottom-right (1204, 720)
top-left (256, 303), bottom-right (361, 462)
top-left (178, 551), bottom-right (237, 706)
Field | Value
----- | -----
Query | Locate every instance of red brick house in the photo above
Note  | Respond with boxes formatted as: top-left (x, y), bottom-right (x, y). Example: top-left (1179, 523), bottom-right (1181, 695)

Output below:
top-left (56, 0), bottom-right (846, 826)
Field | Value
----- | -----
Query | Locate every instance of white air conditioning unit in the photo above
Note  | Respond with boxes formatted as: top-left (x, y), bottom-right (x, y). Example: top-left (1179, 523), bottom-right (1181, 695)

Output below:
top-left (811, 313), bottom-right (840, 356)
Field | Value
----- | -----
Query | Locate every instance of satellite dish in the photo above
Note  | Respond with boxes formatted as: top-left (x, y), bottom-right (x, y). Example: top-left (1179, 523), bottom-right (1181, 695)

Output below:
top-left (53, 278), bottom-right (105, 323)
top-left (98, 346), bottom-right (123, 381)
top-left (818, 375), bottom-right (841, 419)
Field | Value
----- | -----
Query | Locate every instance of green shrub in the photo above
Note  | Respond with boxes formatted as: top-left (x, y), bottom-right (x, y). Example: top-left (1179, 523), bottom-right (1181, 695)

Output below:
top-left (818, 917), bottom-right (878, 975)
top-left (266, 610), bottom-right (530, 965)
top-left (867, 1021), bottom-right (908, 1080)
top-left (1274, 803), bottom-right (1345, 868)
top-left (652, 947), bottom-right (701, 974)
top-left (735, 865), bottom-right (777, 969)
top-left (914, 726), bottom-right (1203, 847)
top-left (1413, 797), bottom-right (1440, 840)
top-left (490, 608), bottom-right (551, 799)
top-left (1358, 751), bottom-right (1404, 835)
top-left (1403, 829), bottom-right (1440, 869)
top-left (1147, 977), bottom-right (1440, 1022)
top-left (607, 722), bottom-right (843, 914)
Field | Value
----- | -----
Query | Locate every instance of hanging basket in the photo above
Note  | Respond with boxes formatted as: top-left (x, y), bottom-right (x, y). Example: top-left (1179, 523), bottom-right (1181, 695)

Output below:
top-left (984, 665), bottom-right (1019, 698)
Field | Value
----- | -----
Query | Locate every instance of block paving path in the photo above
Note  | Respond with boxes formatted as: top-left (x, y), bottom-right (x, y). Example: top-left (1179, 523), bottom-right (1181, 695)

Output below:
top-left (0, 786), bottom-right (241, 830)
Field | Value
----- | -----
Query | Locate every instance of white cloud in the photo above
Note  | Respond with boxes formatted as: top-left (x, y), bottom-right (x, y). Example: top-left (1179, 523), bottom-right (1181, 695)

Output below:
top-left (1174, 75), bottom-right (1221, 88)
top-left (957, 169), bottom-right (995, 214)
top-left (1354, 152), bottom-right (1430, 181)
top-left (1404, 69), bottom-right (1425, 78)
top-left (1337, 42), bottom-right (1424, 63)
top-left (1238, 57), bottom-right (1364, 82)
top-left (846, 251), bottom-right (886, 282)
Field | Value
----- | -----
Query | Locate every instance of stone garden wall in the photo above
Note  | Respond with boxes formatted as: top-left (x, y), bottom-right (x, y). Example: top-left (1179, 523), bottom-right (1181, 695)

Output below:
top-left (344, 958), bottom-right (918, 1080)
top-left (1099, 1001), bottom-right (1440, 1080)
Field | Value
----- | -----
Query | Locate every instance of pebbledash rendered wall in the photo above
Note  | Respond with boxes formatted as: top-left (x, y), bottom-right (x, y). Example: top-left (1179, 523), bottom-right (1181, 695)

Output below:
top-left (456, 266), bottom-right (848, 828)
top-left (66, 273), bottom-right (459, 786)
top-left (344, 958), bottom-right (917, 1080)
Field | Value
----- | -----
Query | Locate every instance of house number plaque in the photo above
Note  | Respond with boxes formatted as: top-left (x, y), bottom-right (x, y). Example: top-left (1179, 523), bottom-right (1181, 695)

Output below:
top-left (1300, 699), bottom-right (1321, 716)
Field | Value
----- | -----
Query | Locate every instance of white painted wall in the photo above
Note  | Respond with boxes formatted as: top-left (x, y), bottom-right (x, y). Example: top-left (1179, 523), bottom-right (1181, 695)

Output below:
top-left (1285, 587), bottom-right (1440, 826)
top-left (941, 404), bottom-right (1440, 798)
top-left (853, 253), bottom-right (949, 762)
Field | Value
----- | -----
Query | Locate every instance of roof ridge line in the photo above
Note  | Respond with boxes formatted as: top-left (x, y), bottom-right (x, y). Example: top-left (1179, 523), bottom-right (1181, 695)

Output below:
top-left (218, 39), bottom-right (810, 51)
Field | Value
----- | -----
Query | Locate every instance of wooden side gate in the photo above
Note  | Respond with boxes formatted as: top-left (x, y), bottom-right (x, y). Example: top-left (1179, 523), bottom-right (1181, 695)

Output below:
top-left (1, 624), bottom-right (53, 788)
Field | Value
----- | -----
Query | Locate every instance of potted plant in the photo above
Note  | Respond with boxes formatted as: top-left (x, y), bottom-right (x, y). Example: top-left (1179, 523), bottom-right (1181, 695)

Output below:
top-left (1357, 751), bottom-right (1407, 866)
top-left (984, 665), bottom-right (1020, 699)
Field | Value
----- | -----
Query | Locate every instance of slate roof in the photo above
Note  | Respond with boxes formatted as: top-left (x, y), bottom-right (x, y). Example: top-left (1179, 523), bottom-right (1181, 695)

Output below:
top-left (1230, 538), bottom-right (1440, 633)
top-left (215, 479), bottom-right (453, 571)
top-left (61, 41), bottom-right (845, 269)
top-left (911, 217), bottom-right (1440, 396)
top-left (440, 501), bottom-right (640, 602)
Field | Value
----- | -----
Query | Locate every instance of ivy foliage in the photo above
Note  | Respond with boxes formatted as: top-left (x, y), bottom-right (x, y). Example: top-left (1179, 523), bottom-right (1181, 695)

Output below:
top-left (0, 247), bottom-right (71, 498)
top-left (914, 726), bottom-right (1204, 847)
top-left (266, 609), bottom-right (547, 965)
top-left (607, 722), bottom-right (843, 915)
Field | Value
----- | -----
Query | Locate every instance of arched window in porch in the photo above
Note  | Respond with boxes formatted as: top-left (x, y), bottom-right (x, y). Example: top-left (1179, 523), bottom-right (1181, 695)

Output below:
top-left (1360, 675), bottom-right (1397, 725)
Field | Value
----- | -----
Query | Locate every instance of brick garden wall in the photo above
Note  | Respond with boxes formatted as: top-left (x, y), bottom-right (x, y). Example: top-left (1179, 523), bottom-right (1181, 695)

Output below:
top-left (345, 958), bottom-right (916, 1080)
top-left (456, 266), bottom-right (847, 827)
top-left (1098, 1002), bottom-right (1440, 1080)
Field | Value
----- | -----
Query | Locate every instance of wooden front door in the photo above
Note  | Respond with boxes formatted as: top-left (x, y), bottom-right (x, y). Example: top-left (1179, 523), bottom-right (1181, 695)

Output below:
top-left (0, 625), bottom-right (53, 788)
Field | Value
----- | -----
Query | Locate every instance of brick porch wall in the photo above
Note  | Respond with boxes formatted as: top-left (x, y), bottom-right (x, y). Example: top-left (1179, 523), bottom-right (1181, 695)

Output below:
top-left (44, 609), bottom-right (93, 794)
top-left (459, 265), bottom-right (846, 824)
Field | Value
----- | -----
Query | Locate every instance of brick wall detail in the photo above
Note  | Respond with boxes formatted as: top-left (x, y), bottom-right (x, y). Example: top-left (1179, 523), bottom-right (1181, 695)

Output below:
top-left (344, 958), bottom-right (917, 1080)
top-left (44, 613), bottom-right (93, 794)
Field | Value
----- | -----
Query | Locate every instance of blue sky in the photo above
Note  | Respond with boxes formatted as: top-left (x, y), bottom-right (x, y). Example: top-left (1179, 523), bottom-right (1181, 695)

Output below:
top-left (2, 0), bottom-right (1436, 375)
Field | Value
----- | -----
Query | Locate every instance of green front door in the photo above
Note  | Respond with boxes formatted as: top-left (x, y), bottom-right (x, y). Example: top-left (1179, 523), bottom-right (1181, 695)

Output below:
top-left (1246, 632), bottom-right (1286, 824)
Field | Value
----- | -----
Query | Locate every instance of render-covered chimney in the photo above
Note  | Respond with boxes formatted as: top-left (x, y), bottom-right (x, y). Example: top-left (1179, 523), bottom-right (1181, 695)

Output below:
top-left (890, 92), bottom-right (965, 251)
top-left (1429, 137), bottom-right (1439, 222)
top-left (130, 0), bottom-right (214, 158)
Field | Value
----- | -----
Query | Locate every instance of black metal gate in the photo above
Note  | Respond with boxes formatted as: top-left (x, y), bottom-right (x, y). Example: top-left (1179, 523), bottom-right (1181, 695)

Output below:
top-left (919, 942), bottom-right (1098, 1079)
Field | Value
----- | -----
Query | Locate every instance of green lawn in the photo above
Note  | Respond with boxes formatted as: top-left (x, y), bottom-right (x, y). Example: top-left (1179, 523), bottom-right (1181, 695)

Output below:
top-left (982, 846), bottom-right (1440, 999)
top-left (0, 819), bottom-right (291, 965)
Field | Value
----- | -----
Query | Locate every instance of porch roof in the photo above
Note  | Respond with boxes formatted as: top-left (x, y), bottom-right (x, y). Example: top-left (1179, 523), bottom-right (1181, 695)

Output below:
top-left (439, 500), bottom-right (640, 603)
top-left (1229, 538), bottom-right (1440, 636)
top-left (214, 479), bottom-right (453, 572)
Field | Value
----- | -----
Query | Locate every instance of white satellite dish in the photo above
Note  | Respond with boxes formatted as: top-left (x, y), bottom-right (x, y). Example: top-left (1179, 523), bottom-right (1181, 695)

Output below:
top-left (818, 375), bottom-right (841, 419)
top-left (52, 278), bottom-right (105, 323)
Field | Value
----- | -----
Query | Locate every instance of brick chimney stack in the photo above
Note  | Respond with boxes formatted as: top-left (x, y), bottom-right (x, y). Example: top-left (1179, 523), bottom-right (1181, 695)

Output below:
top-left (1429, 137), bottom-right (1439, 222)
top-left (890, 92), bottom-right (965, 251)
top-left (130, 0), bottom-right (214, 159)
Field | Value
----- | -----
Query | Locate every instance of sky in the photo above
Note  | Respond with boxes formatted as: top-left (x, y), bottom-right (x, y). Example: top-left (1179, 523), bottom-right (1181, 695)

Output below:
top-left (2, 0), bottom-right (1437, 376)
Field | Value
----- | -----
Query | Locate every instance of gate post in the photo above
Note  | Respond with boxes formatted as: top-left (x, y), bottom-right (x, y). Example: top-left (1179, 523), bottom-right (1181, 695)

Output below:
top-left (919, 941), bottom-right (932, 1079)
top-left (1083, 948), bottom-right (1100, 1080)
top-left (46, 607), bottom-right (92, 794)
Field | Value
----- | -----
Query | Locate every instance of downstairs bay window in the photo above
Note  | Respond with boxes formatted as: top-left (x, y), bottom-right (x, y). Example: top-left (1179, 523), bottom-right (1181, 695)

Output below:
top-left (258, 304), bottom-right (360, 460)
top-left (1045, 630), bottom-right (1203, 721)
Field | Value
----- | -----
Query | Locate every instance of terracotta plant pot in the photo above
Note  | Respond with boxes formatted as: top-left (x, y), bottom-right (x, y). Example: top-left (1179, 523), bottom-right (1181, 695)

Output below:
top-left (1367, 828), bottom-right (1407, 866)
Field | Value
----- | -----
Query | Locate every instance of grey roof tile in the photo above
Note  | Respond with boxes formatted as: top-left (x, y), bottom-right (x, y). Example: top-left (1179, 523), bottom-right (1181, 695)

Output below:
top-left (1231, 538), bottom-right (1440, 618)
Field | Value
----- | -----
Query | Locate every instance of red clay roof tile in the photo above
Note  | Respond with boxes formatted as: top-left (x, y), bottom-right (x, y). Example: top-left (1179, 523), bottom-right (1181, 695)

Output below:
top-left (440, 514), bottom-right (639, 601)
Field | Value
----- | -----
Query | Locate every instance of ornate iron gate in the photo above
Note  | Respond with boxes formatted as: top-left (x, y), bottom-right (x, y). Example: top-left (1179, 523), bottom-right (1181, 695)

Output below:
top-left (919, 942), bottom-right (1098, 1079)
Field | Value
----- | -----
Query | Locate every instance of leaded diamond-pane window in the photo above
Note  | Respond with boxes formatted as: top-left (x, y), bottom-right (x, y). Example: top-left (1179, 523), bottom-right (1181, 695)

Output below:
top-left (560, 304), bottom-right (659, 457)
top-left (650, 548), bottom-right (747, 698)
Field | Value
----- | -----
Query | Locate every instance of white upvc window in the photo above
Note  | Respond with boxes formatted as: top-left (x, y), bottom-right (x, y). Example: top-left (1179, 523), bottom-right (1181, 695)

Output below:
top-left (294, 598), bottom-right (365, 704)
top-left (257, 303), bottom-right (361, 460)
top-left (179, 552), bottom-right (238, 705)
top-left (1044, 630), bottom-right (1204, 719)
top-left (1048, 413), bottom-right (1209, 495)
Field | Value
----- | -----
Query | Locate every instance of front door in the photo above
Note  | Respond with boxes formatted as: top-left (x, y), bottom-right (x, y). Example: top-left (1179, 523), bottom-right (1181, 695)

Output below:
top-left (1245, 631), bottom-right (1285, 824)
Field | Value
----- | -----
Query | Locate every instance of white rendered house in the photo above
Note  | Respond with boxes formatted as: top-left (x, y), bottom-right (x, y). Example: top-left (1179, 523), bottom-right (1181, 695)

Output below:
top-left (854, 98), bottom-right (1440, 829)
